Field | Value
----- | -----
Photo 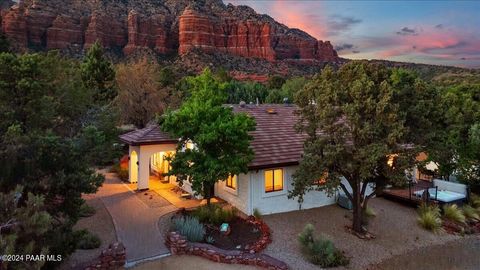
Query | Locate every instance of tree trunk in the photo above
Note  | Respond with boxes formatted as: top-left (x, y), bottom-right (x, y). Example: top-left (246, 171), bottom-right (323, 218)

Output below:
top-left (352, 183), bottom-right (364, 234)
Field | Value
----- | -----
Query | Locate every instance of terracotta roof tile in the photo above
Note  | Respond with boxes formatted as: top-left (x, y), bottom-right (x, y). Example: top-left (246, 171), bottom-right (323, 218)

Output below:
top-left (119, 104), bottom-right (305, 169)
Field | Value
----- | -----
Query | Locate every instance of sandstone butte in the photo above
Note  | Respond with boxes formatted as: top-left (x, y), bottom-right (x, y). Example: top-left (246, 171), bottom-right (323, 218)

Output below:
top-left (0, 0), bottom-right (339, 63)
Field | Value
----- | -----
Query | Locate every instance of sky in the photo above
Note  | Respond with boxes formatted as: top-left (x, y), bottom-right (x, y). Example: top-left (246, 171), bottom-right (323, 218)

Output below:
top-left (224, 0), bottom-right (480, 68)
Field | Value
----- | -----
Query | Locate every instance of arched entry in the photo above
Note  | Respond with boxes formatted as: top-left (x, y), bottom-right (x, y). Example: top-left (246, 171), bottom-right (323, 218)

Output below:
top-left (130, 150), bottom-right (138, 183)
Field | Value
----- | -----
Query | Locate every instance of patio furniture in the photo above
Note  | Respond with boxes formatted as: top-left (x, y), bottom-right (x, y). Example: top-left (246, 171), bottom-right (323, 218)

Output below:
top-left (337, 193), bottom-right (353, 210)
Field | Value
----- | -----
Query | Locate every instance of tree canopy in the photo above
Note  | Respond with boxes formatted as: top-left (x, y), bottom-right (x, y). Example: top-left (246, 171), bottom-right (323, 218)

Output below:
top-left (0, 52), bottom-right (110, 267)
top-left (160, 69), bottom-right (256, 203)
top-left (290, 62), bottom-right (436, 234)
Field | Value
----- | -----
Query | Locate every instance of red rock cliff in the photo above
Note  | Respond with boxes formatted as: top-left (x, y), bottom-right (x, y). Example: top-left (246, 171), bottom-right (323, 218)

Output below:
top-left (0, 0), bottom-right (338, 63)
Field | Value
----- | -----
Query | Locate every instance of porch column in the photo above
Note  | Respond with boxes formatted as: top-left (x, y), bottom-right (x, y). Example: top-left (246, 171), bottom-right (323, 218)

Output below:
top-left (128, 146), bottom-right (139, 183)
top-left (137, 147), bottom-right (150, 190)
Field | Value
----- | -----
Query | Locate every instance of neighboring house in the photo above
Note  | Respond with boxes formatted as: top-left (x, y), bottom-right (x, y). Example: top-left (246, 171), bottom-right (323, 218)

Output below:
top-left (119, 104), bottom-right (372, 215)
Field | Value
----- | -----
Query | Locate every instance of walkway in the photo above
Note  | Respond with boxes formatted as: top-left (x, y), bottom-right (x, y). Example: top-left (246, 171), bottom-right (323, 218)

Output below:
top-left (96, 170), bottom-right (178, 263)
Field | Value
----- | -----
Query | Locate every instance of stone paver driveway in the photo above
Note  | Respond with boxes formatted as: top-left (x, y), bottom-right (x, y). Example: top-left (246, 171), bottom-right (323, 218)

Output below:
top-left (96, 170), bottom-right (177, 264)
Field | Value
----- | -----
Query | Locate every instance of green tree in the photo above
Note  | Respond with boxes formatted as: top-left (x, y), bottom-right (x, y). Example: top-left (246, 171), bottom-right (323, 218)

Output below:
top-left (161, 69), bottom-right (256, 204)
top-left (427, 83), bottom-right (480, 185)
top-left (267, 74), bottom-right (286, 90)
top-left (0, 52), bottom-right (104, 265)
top-left (290, 62), bottom-right (434, 234)
top-left (116, 58), bottom-right (169, 128)
top-left (0, 186), bottom-right (52, 270)
top-left (81, 41), bottom-right (116, 104)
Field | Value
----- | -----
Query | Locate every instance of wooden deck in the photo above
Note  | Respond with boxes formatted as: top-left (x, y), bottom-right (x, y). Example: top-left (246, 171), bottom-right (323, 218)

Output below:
top-left (382, 180), bottom-right (433, 206)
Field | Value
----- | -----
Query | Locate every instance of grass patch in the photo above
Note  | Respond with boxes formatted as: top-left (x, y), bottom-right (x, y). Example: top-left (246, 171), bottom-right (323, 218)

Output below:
top-left (365, 206), bottom-right (376, 217)
top-left (191, 204), bottom-right (236, 225)
top-left (442, 204), bottom-right (466, 224)
top-left (75, 229), bottom-right (101, 249)
top-left (172, 216), bottom-right (205, 242)
top-left (417, 204), bottom-right (442, 233)
top-left (298, 224), bottom-right (349, 268)
top-left (462, 205), bottom-right (480, 221)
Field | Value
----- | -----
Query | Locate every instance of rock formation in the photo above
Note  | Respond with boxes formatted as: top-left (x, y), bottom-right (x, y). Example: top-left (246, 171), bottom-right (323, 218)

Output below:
top-left (0, 0), bottom-right (339, 63)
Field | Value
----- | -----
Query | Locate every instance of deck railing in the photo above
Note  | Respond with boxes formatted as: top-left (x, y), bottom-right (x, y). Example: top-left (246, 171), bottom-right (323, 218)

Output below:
top-left (408, 181), bottom-right (437, 202)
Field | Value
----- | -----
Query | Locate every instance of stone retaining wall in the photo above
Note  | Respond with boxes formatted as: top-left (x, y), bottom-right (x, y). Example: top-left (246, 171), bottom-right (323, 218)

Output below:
top-left (84, 242), bottom-right (126, 270)
top-left (166, 216), bottom-right (288, 270)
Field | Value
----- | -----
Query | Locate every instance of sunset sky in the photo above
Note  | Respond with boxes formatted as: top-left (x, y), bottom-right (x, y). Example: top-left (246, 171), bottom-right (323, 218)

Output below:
top-left (224, 0), bottom-right (480, 68)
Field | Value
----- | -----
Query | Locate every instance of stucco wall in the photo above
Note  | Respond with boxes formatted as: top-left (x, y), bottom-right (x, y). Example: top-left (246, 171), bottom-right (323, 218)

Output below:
top-left (215, 166), bottom-right (375, 216)
top-left (215, 174), bottom-right (250, 215)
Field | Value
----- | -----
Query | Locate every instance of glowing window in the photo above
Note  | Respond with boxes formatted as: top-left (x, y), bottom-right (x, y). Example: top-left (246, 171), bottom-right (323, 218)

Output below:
top-left (265, 169), bottom-right (283, 193)
top-left (387, 154), bottom-right (398, 168)
top-left (313, 172), bottom-right (328, 185)
top-left (186, 141), bottom-right (194, 150)
top-left (226, 175), bottom-right (237, 190)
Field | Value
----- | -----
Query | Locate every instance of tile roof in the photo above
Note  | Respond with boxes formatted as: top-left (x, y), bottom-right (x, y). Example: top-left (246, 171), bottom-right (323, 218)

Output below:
top-left (119, 125), bottom-right (177, 146)
top-left (231, 104), bottom-right (305, 170)
top-left (119, 104), bottom-right (305, 169)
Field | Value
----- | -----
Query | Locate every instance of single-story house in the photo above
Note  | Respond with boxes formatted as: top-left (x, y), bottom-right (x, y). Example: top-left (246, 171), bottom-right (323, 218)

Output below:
top-left (119, 104), bottom-right (375, 215)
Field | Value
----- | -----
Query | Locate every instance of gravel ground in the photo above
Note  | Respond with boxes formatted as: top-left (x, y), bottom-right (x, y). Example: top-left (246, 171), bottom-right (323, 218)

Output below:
top-left (262, 198), bottom-right (460, 270)
top-left (370, 236), bottom-right (480, 270)
top-left (133, 255), bottom-right (261, 270)
top-left (59, 194), bottom-right (117, 270)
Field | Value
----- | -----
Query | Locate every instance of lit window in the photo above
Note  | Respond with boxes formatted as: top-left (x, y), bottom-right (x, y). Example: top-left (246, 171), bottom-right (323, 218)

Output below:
top-left (186, 141), bottom-right (194, 150)
top-left (226, 175), bottom-right (237, 190)
top-left (265, 169), bottom-right (283, 193)
top-left (387, 154), bottom-right (398, 168)
top-left (313, 172), bottom-right (328, 185)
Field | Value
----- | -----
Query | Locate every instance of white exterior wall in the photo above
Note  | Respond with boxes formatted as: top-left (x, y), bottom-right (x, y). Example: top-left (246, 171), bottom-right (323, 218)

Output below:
top-left (215, 174), bottom-right (250, 215)
top-left (129, 144), bottom-right (176, 190)
top-left (215, 165), bottom-right (375, 216)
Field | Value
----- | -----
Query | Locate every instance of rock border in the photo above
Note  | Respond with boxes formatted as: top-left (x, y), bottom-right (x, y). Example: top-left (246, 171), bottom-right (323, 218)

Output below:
top-left (84, 242), bottom-right (126, 270)
top-left (165, 215), bottom-right (286, 269)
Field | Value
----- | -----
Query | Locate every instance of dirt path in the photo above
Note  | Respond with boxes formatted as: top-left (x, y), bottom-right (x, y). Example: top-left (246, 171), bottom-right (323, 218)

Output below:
top-left (369, 236), bottom-right (480, 270)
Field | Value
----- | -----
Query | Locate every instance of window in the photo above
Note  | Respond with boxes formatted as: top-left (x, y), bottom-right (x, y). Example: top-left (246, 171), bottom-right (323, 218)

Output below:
top-left (265, 169), bottom-right (283, 193)
top-left (225, 175), bottom-right (237, 190)
top-left (313, 172), bottom-right (328, 185)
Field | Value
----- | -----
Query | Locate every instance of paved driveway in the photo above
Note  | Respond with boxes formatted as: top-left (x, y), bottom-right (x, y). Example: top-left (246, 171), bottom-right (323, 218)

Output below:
top-left (96, 170), bottom-right (177, 264)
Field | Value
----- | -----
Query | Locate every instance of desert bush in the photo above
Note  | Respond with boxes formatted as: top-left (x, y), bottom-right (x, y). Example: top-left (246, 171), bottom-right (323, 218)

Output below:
top-left (298, 224), bottom-right (349, 268)
top-left (79, 203), bottom-right (96, 218)
top-left (111, 164), bottom-right (129, 181)
top-left (192, 204), bottom-right (236, 225)
top-left (470, 193), bottom-right (480, 208)
top-left (172, 216), bottom-right (205, 242)
top-left (417, 204), bottom-right (442, 233)
top-left (253, 208), bottom-right (262, 219)
top-left (462, 205), bottom-right (480, 221)
top-left (442, 204), bottom-right (466, 224)
top-left (75, 229), bottom-right (101, 249)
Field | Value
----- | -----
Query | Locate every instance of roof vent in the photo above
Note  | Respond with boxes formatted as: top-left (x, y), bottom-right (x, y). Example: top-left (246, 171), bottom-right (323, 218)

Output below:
top-left (239, 101), bottom-right (246, 108)
top-left (266, 108), bottom-right (277, 114)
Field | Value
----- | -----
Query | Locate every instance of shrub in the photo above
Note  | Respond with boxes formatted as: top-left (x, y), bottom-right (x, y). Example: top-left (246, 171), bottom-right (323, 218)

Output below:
top-left (462, 205), bottom-right (480, 221)
top-left (172, 216), bottom-right (205, 242)
top-left (298, 224), bottom-right (349, 268)
top-left (365, 207), bottom-right (376, 217)
top-left (253, 208), bottom-right (262, 219)
top-left (192, 204), bottom-right (236, 225)
top-left (442, 204), bottom-right (466, 224)
top-left (75, 230), bottom-right (101, 249)
top-left (470, 193), bottom-right (480, 208)
top-left (205, 235), bottom-right (215, 244)
top-left (111, 164), bottom-right (129, 181)
top-left (79, 203), bottom-right (96, 218)
top-left (417, 204), bottom-right (442, 233)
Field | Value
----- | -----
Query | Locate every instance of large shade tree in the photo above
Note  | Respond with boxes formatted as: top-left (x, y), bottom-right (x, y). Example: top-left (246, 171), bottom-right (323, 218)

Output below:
top-left (161, 69), bottom-right (256, 204)
top-left (290, 62), bottom-right (436, 234)
top-left (116, 58), bottom-right (169, 128)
